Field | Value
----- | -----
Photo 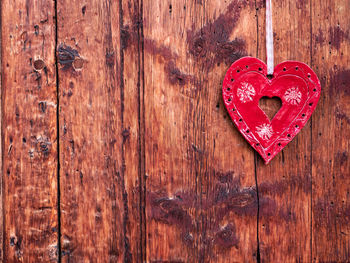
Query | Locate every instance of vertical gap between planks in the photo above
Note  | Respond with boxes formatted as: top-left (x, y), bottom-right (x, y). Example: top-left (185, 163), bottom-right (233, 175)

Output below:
top-left (309, 0), bottom-right (313, 261)
top-left (138, 0), bottom-right (146, 261)
top-left (254, 154), bottom-right (260, 263)
top-left (54, 0), bottom-right (62, 261)
top-left (200, 2), bottom-right (206, 260)
top-left (0, 0), bottom-right (4, 261)
top-left (118, 1), bottom-right (133, 261)
top-left (118, 0), bottom-right (126, 260)
top-left (254, 0), bottom-right (261, 262)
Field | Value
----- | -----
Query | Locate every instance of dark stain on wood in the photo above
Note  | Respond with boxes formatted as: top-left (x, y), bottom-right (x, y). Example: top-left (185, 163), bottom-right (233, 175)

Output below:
top-left (259, 175), bottom-right (312, 197)
top-left (10, 234), bottom-right (23, 260)
top-left (148, 192), bottom-right (194, 232)
top-left (143, 38), bottom-right (198, 87)
top-left (121, 26), bottom-right (131, 49)
top-left (57, 44), bottom-right (81, 70)
top-left (122, 128), bottom-right (130, 141)
top-left (313, 198), bottom-right (350, 229)
top-left (186, 0), bottom-right (247, 69)
top-left (315, 28), bottom-right (326, 45)
top-left (335, 107), bottom-right (350, 125)
top-left (30, 70), bottom-right (42, 89)
top-left (147, 168), bottom-right (281, 260)
top-left (35, 137), bottom-right (52, 158)
top-left (214, 224), bottom-right (239, 249)
top-left (335, 151), bottom-right (348, 166)
top-left (165, 61), bottom-right (195, 86)
top-left (106, 51), bottom-right (115, 67)
top-left (329, 69), bottom-right (350, 96)
top-left (296, 0), bottom-right (307, 9)
top-left (329, 26), bottom-right (349, 50)
top-left (144, 38), bottom-right (178, 62)
top-left (148, 170), bottom-right (258, 252)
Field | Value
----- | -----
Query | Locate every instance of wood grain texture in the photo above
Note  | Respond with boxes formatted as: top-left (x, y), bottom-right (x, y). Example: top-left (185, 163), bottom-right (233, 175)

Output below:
top-left (311, 0), bottom-right (350, 261)
top-left (256, 0), bottom-right (312, 261)
top-left (0, 1), bottom-right (3, 260)
top-left (0, 0), bottom-right (349, 262)
top-left (1, 0), bottom-right (58, 261)
top-left (144, 1), bottom-right (259, 262)
top-left (57, 0), bottom-right (141, 261)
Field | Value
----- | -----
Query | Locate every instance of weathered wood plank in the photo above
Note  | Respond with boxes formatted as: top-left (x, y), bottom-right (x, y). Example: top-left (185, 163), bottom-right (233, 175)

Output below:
top-left (1, 0), bottom-right (58, 261)
top-left (202, 2), bottom-right (260, 262)
top-left (311, 0), bottom-right (350, 261)
top-left (144, 0), bottom-right (258, 261)
top-left (57, 0), bottom-right (142, 261)
top-left (0, 1), bottom-right (3, 261)
top-left (256, 0), bottom-right (312, 261)
top-left (0, 0), bottom-right (348, 262)
top-left (121, 0), bottom-right (144, 260)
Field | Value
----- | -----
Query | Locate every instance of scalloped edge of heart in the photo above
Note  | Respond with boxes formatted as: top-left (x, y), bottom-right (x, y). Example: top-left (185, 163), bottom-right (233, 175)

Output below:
top-left (222, 57), bottom-right (321, 164)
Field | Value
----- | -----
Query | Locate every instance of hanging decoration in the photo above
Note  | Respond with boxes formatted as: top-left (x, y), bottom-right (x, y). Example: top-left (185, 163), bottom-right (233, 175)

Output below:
top-left (222, 0), bottom-right (321, 164)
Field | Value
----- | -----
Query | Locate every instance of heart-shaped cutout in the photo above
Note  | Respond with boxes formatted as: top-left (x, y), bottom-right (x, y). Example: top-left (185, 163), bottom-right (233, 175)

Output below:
top-left (259, 96), bottom-right (282, 120)
top-left (223, 57), bottom-right (321, 164)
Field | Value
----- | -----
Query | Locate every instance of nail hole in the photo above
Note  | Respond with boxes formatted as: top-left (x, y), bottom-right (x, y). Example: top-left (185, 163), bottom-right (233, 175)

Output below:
top-left (308, 73), bottom-right (311, 78)
top-left (309, 102), bottom-right (313, 106)
top-left (278, 143), bottom-right (281, 146)
top-left (259, 67), bottom-right (262, 71)
top-left (283, 67), bottom-right (287, 71)
top-left (237, 69), bottom-right (240, 73)
top-left (82, 5), bottom-right (87, 15)
top-left (228, 98), bottom-right (232, 102)
top-left (287, 134), bottom-right (291, 137)
top-left (302, 113), bottom-right (306, 117)
top-left (268, 153), bottom-right (271, 156)
top-left (246, 130), bottom-right (250, 133)
top-left (295, 66), bottom-right (299, 70)
top-left (22, 137), bottom-right (26, 143)
top-left (295, 125), bottom-right (299, 128)
top-left (231, 108), bottom-right (235, 111)
top-left (227, 88), bottom-right (231, 91)
top-left (239, 119), bottom-right (242, 122)
top-left (256, 143), bottom-right (260, 146)
top-left (246, 65), bottom-right (249, 69)
top-left (73, 57), bottom-right (84, 69)
top-left (267, 74), bottom-right (274, 80)
top-left (33, 59), bottom-right (45, 70)
top-left (313, 88), bottom-right (317, 92)
top-left (231, 78), bottom-right (234, 82)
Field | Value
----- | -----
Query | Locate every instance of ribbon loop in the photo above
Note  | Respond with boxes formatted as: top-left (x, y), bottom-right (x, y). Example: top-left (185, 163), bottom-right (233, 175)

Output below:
top-left (266, 0), bottom-right (274, 75)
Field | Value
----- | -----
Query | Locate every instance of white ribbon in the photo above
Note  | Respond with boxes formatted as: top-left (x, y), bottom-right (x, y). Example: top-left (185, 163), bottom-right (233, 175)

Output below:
top-left (266, 0), bottom-right (274, 75)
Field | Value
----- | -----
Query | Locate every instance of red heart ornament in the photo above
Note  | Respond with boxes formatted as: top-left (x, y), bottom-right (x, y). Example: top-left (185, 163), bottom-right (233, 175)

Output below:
top-left (223, 57), bottom-right (321, 164)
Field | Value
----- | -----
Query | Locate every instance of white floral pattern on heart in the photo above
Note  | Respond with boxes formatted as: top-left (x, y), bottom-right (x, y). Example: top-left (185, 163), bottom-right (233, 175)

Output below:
top-left (284, 87), bottom-right (302, 105)
top-left (256, 123), bottom-right (273, 140)
top-left (237, 82), bottom-right (256, 103)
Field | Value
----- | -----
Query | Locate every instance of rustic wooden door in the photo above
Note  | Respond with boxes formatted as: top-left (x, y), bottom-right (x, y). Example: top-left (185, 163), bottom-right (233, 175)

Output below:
top-left (1, 0), bottom-right (349, 262)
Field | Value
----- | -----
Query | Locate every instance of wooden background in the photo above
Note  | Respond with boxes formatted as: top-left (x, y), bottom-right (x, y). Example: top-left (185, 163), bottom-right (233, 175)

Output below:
top-left (1, 0), bottom-right (349, 262)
